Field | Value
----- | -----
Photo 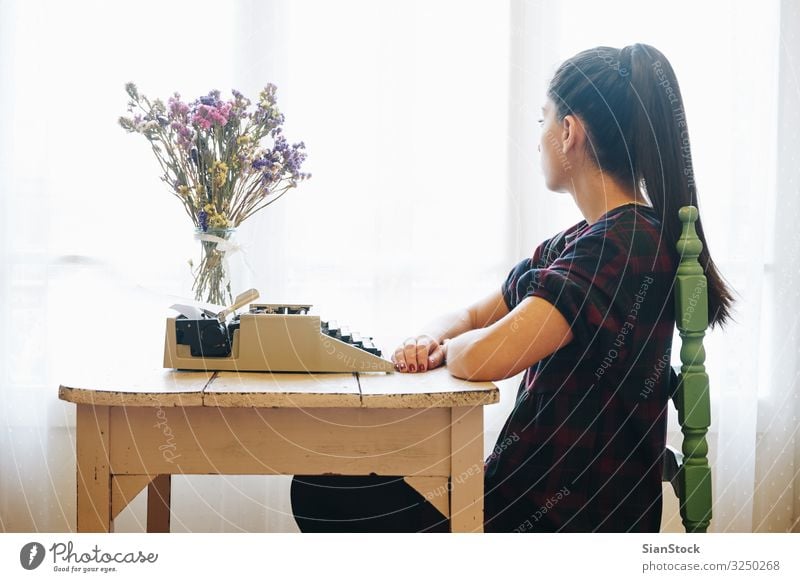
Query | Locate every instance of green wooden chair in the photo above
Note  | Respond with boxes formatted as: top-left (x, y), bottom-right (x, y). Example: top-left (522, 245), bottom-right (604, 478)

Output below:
top-left (662, 205), bottom-right (712, 533)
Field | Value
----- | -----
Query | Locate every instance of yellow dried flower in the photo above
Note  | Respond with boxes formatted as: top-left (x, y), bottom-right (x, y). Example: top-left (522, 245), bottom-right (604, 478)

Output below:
top-left (177, 185), bottom-right (190, 198)
top-left (211, 161), bottom-right (228, 188)
top-left (209, 213), bottom-right (230, 228)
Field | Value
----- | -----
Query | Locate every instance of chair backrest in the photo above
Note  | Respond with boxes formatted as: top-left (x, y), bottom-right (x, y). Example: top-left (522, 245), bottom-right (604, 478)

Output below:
top-left (668, 205), bottom-right (712, 533)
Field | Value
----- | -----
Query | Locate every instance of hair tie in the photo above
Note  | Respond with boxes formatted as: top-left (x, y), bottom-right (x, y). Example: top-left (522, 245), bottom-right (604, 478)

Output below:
top-left (618, 45), bottom-right (633, 78)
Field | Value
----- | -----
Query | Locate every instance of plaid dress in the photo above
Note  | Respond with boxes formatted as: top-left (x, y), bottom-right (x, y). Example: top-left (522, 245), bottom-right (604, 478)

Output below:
top-left (484, 204), bottom-right (678, 532)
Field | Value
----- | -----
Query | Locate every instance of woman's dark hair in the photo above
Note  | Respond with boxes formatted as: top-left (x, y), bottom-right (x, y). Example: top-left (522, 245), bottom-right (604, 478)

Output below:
top-left (547, 43), bottom-right (734, 328)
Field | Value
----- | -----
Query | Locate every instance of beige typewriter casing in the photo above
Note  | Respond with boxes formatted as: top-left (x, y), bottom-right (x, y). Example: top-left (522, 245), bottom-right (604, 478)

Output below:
top-left (163, 305), bottom-right (394, 373)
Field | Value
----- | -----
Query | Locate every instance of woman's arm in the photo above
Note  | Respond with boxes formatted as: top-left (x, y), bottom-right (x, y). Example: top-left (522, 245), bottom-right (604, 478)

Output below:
top-left (420, 289), bottom-right (510, 343)
top-left (445, 295), bottom-right (574, 381)
top-left (392, 290), bottom-right (509, 372)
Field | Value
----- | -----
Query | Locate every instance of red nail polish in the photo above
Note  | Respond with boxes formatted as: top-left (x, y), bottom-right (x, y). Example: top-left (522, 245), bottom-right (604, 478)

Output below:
top-left (409, 364), bottom-right (416, 372)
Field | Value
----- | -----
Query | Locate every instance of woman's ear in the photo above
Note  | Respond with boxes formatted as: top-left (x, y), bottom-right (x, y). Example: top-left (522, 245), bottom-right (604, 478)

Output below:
top-left (561, 114), bottom-right (585, 155)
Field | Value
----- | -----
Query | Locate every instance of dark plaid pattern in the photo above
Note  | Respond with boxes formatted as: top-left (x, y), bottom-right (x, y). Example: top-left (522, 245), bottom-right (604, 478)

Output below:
top-left (485, 204), bottom-right (679, 532)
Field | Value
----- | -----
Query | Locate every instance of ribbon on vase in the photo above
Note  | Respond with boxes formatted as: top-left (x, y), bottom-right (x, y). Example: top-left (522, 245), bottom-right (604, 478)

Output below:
top-left (194, 231), bottom-right (256, 297)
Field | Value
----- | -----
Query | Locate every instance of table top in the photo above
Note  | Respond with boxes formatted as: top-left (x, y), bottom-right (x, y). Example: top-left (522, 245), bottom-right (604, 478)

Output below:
top-left (58, 366), bottom-right (499, 409)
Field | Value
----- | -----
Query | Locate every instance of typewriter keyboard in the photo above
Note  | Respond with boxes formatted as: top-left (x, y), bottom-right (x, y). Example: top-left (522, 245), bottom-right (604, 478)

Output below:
top-left (246, 304), bottom-right (384, 358)
top-left (321, 320), bottom-right (382, 357)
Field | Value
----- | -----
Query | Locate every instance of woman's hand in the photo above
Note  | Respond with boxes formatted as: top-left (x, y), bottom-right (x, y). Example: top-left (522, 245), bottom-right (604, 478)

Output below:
top-left (392, 335), bottom-right (446, 373)
top-left (389, 290), bottom-right (507, 374)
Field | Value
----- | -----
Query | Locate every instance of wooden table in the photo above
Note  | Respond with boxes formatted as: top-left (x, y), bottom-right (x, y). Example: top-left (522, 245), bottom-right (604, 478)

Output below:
top-left (58, 367), bottom-right (499, 533)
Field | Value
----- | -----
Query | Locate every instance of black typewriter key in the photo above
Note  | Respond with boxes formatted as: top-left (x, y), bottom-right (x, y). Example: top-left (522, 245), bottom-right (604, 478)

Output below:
top-left (361, 340), bottom-right (380, 356)
top-left (366, 336), bottom-right (380, 355)
top-left (351, 332), bottom-right (363, 348)
top-left (326, 320), bottom-right (340, 337)
top-left (339, 326), bottom-right (352, 342)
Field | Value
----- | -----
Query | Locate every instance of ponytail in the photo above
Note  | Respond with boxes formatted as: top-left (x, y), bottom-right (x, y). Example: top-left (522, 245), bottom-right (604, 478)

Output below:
top-left (548, 44), bottom-right (734, 328)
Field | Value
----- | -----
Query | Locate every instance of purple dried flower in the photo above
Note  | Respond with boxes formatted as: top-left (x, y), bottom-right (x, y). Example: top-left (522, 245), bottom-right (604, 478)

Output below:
top-left (284, 145), bottom-right (307, 177)
top-left (169, 95), bottom-right (189, 116)
top-left (251, 150), bottom-right (275, 171)
top-left (192, 101), bottom-right (232, 130)
top-left (198, 90), bottom-right (222, 107)
top-left (198, 210), bottom-right (209, 231)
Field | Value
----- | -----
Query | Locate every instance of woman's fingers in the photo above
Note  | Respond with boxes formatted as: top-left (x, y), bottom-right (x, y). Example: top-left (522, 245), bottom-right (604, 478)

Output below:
top-left (414, 335), bottom-right (439, 372)
top-left (392, 346), bottom-right (407, 372)
top-left (402, 337), bottom-right (420, 372)
top-left (415, 337), bottom-right (434, 372)
top-left (393, 335), bottom-right (440, 373)
top-left (427, 344), bottom-right (445, 370)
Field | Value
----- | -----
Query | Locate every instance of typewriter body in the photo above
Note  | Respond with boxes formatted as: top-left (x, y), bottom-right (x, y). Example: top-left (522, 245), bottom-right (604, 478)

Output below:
top-left (164, 290), bottom-right (394, 373)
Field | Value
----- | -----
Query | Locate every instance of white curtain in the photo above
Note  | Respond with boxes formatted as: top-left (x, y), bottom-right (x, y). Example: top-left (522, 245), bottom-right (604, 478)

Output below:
top-left (759, 0), bottom-right (800, 534)
top-left (0, 0), bottom-right (510, 532)
top-left (1, 0), bottom-right (796, 533)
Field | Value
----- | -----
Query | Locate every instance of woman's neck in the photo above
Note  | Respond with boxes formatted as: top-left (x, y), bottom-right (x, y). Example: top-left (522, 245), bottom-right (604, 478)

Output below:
top-left (569, 170), bottom-right (648, 224)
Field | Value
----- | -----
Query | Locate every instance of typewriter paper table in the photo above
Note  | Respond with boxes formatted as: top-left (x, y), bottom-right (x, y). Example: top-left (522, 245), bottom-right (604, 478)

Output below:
top-left (58, 367), bottom-right (499, 533)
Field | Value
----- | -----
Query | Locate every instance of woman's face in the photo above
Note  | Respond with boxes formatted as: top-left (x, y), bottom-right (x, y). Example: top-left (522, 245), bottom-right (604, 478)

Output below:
top-left (538, 98), bottom-right (571, 192)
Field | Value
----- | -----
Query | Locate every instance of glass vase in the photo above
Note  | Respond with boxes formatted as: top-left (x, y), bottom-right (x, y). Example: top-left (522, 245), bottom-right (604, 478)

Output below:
top-left (192, 227), bottom-right (236, 306)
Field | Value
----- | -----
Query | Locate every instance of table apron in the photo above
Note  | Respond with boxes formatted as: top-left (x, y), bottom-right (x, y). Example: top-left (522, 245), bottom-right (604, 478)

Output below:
top-left (109, 406), bottom-right (453, 477)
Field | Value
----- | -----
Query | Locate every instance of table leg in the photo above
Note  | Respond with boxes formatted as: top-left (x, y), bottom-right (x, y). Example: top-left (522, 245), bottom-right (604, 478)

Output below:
top-left (449, 406), bottom-right (484, 532)
top-left (76, 404), bottom-right (112, 532)
top-left (147, 475), bottom-right (171, 533)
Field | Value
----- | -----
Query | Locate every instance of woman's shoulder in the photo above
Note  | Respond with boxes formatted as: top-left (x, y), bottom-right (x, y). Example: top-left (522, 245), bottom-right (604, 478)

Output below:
top-left (582, 204), bottom-right (665, 244)
top-left (584, 205), bottom-right (678, 270)
top-left (534, 219), bottom-right (589, 265)
top-left (534, 205), bottom-right (677, 269)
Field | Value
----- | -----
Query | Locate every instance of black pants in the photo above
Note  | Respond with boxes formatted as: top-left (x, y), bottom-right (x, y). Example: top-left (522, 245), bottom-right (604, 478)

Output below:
top-left (290, 475), bottom-right (450, 533)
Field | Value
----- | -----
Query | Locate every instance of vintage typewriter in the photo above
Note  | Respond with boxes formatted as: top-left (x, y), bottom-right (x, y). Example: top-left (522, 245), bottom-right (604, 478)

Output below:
top-left (164, 289), bottom-right (394, 372)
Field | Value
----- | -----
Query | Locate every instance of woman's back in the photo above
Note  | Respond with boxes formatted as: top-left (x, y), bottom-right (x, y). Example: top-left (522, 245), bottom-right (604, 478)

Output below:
top-left (485, 203), bottom-right (678, 532)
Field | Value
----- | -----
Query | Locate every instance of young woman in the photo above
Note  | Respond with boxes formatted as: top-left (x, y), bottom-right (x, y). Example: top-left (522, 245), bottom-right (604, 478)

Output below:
top-left (291, 43), bottom-right (733, 533)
